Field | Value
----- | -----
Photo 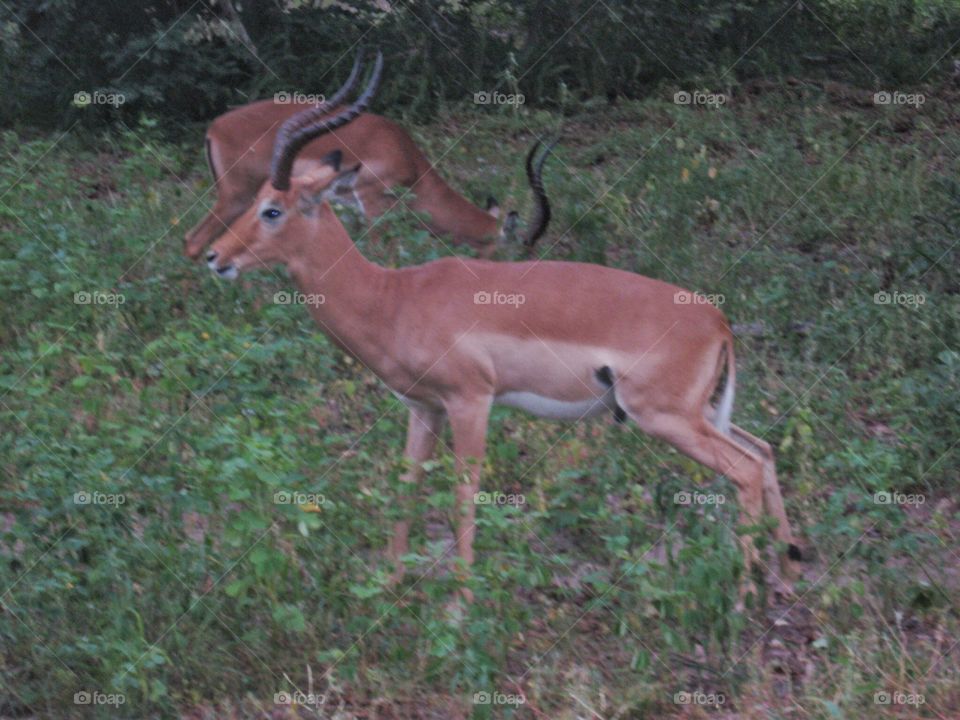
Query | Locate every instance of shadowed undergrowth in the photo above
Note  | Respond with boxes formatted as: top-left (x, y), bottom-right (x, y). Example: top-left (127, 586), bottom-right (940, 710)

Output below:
top-left (1, 86), bottom-right (958, 718)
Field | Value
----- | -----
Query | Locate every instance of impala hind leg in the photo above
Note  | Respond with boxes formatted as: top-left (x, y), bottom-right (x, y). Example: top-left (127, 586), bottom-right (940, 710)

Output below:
top-left (729, 425), bottom-right (801, 585)
top-left (625, 405), bottom-right (767, 589)
top-left (444, 396), bottom-right (492, 602)
top-left (388, 404), bottom-right (445, 584)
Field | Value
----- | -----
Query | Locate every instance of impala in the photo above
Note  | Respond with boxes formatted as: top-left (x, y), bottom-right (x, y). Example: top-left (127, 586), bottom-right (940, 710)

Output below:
top-left (185, 49), bottom-right (549, 260)
top-left (205, 68), bottom-right (801, 600)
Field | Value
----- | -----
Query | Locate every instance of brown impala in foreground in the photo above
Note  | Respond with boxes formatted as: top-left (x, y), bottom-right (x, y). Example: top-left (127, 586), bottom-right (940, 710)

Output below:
top-left (205, 65), bottom-right (801, 602)
top-left (186, 49), bottom-right (550, 260)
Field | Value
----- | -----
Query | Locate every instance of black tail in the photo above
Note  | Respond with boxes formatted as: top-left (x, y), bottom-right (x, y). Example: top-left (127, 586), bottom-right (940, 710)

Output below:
top-left (520, 139), bottom-right (556, 249)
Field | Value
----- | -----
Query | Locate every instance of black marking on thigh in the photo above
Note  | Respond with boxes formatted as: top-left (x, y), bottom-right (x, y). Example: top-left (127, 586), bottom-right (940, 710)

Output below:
top-left (595, 366), bottom-right (627, 423)
top-left (788, 543), bottom-right (803, 561)
top-left (595, 366), bottom-right (614, 387)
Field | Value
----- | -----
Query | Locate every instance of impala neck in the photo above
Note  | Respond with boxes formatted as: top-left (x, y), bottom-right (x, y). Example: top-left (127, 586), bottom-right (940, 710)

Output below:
top-left (418, 170), bottom-right (499, 242)
top-left (285, 204), bottom-right (394, 363)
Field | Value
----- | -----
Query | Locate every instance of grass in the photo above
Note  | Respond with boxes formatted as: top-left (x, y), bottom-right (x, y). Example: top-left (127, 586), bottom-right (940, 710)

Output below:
top-left (1, 83), bottom-right (959, 718)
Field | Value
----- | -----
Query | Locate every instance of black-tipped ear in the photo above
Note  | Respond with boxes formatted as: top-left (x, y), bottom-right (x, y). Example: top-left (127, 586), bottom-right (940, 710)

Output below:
top-left (320, 149), bottom-right (343, 172)
top-left (486, 196), bottom-right (499, 211)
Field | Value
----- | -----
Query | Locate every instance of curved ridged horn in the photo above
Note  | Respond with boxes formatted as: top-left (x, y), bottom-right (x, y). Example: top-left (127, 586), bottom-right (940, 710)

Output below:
top-left (270, 50), bottom-right (384, 191)
top-left (521, 138), bottom-right (556, 248)
top-left (281, 47), bottom-right (365, 141)
top-left (318, 46), bottom-right (366, 110)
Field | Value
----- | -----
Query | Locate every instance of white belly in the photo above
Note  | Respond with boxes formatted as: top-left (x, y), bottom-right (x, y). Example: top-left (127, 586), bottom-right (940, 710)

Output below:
top-left (495, 390), bottom-right (614, 421)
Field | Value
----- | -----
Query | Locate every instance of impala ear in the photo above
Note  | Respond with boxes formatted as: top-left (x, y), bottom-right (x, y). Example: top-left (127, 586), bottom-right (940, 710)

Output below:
top-left (293, 162), bottom-right (342, 213)
top-left (486, 196), bottom-right (500, 219)
top-left (320, 149), bottom-right (343, 172)
top-left (296, 163), bottom-right (363, 215)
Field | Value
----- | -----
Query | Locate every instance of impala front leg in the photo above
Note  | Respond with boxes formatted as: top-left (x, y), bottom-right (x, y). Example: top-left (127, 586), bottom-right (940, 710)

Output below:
top-left (388, 404), bottom-right (445, 584)
top-left (444, 395), bottom-right (492, 601)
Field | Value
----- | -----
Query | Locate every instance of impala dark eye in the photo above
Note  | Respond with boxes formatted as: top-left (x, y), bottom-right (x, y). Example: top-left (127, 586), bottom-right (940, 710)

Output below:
top-left (261, 207), bottom-right (282, 220)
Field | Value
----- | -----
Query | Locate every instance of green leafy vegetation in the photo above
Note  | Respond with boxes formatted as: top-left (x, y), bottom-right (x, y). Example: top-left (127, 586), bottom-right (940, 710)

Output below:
top-left (2, 86), bottom-right (959, 718)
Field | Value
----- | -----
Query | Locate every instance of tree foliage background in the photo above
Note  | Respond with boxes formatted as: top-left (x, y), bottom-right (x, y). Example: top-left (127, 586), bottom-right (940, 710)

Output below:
top-left (2, 0), bottom-right (959, 130)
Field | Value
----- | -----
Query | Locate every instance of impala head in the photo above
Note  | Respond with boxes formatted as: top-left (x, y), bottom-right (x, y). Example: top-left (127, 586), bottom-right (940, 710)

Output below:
top-left (184, 46), bottom-right (369, 261)
top-left (206, 153), bottom-right (360, 278)
top-left (206, 51), bottom-right (383, 280)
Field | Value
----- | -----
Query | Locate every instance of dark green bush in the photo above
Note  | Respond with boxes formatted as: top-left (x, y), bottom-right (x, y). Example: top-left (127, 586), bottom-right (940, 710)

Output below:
top-left (2, 0), bottom-right (959, 132)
